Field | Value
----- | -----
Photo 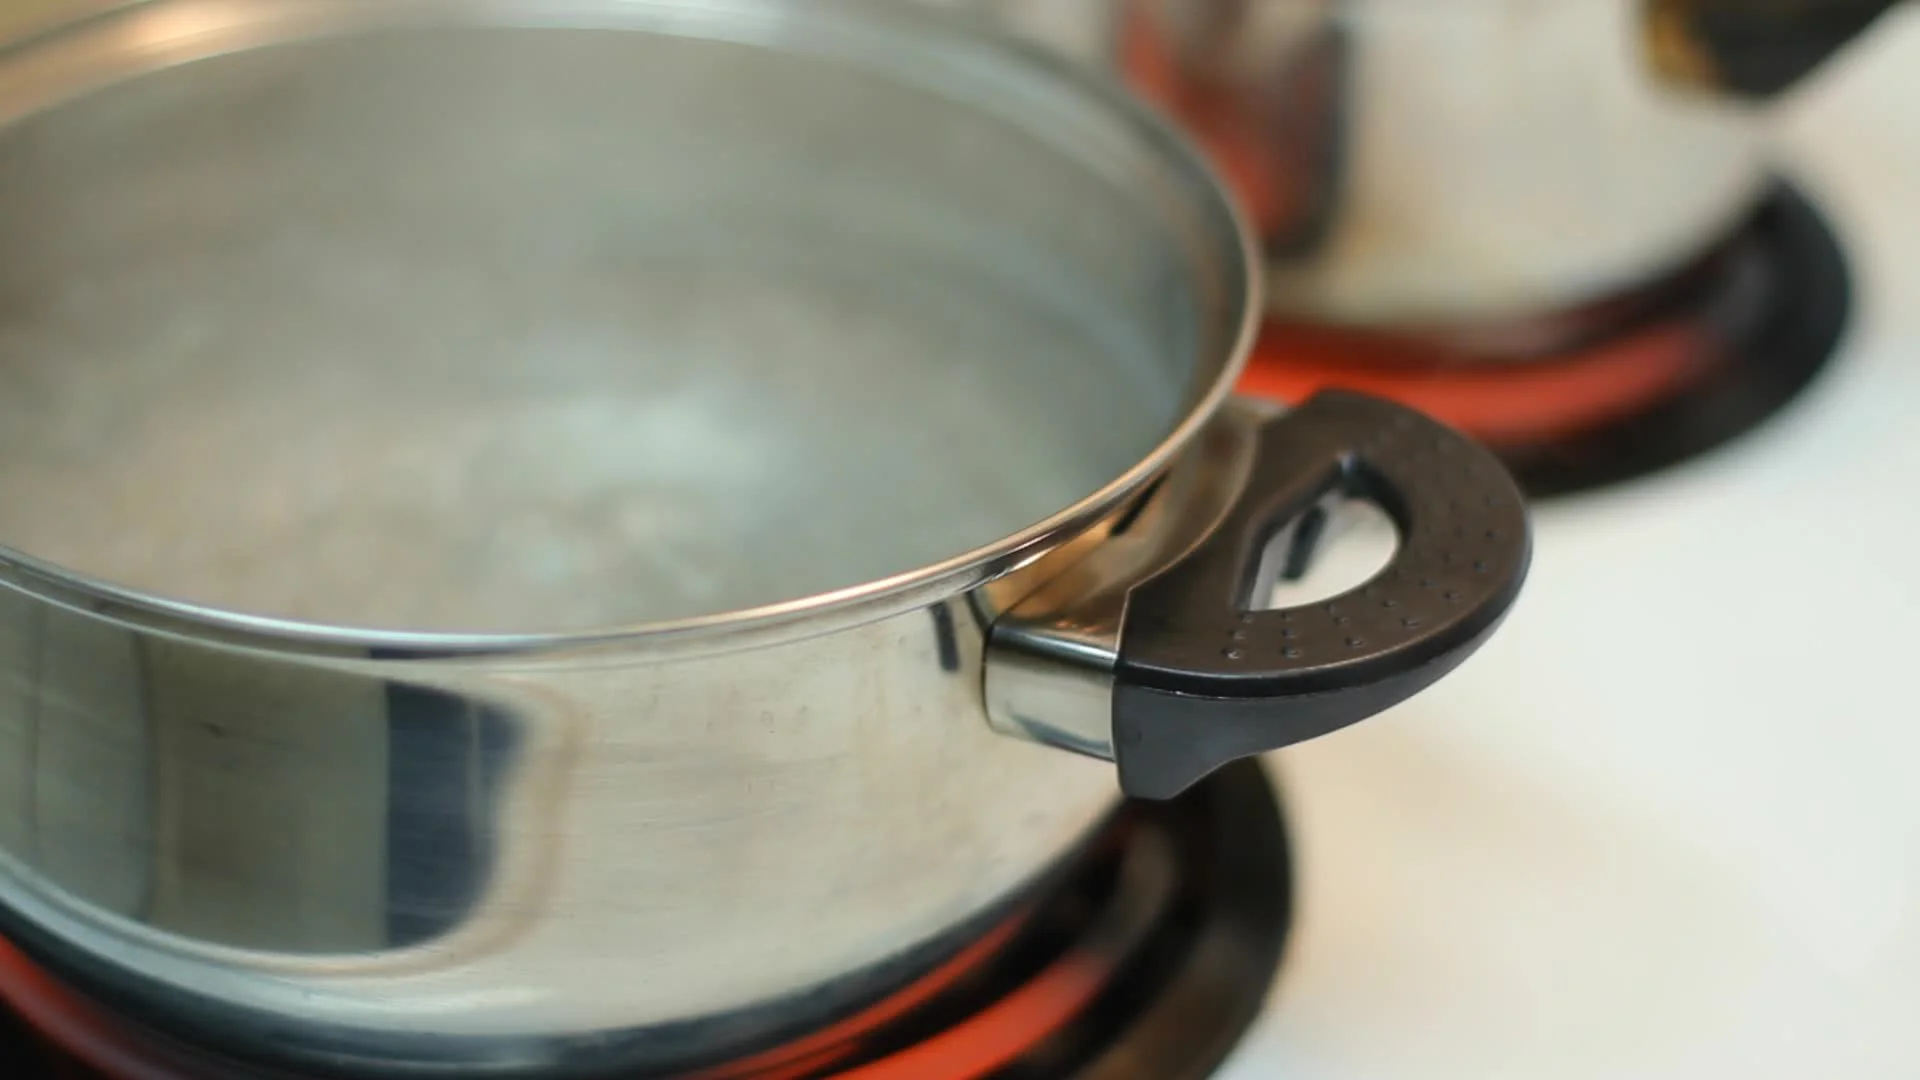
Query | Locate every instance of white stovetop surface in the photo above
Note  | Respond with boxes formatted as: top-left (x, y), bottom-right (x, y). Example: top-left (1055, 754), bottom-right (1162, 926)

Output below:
top-left (1221, 12), bottom-right (1920, 1080)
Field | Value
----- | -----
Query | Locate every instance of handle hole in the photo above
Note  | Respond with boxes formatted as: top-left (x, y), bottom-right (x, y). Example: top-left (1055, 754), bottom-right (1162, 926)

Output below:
top-left (1254, 494), bottom-right (1398, 611)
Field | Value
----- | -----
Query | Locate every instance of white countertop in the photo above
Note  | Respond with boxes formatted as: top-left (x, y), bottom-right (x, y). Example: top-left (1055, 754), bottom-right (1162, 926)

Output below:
top-left (1223, 11), bottom-right (1920, 1079)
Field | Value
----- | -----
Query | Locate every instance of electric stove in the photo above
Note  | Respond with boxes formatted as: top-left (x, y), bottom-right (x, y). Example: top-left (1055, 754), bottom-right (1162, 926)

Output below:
top-left (5, 7), bottom-right (1919, 1079)
top-left (1215, 11), bottom-right (1920, 1078)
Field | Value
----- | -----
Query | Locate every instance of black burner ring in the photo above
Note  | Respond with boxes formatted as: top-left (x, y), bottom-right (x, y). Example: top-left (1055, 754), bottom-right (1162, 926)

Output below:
top-left (1509, 177), bottom-right (1853, 498)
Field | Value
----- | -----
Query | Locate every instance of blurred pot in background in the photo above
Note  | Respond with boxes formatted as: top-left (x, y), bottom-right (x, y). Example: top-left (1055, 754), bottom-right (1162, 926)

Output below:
top-left (962, 0), bottom-right (1898, 341)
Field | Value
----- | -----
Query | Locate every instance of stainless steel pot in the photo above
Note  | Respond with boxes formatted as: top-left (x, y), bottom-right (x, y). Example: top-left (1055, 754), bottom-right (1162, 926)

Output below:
top-left (966, 0), bottom-right (1901, 336)
top-left (0, 0), bottom-right (1528, 1074)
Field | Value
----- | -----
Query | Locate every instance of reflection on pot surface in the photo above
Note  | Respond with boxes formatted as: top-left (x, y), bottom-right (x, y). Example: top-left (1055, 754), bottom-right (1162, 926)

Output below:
top-left (0, 596), bottom-right (516, 954)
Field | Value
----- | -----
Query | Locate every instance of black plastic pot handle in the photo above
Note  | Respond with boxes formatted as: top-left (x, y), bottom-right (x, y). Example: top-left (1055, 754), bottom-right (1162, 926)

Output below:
top-left (1113, 391), bottom-right (1531, 800)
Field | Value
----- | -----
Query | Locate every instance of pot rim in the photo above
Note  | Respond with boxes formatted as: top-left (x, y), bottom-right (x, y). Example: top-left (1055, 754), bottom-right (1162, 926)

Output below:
top-left (0, 0), bottom-right (1261, 661)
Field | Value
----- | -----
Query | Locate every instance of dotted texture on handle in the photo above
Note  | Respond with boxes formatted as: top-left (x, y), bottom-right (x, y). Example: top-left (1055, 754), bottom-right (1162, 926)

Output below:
top-left (1113, 391), bottom-right (1530, 799)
